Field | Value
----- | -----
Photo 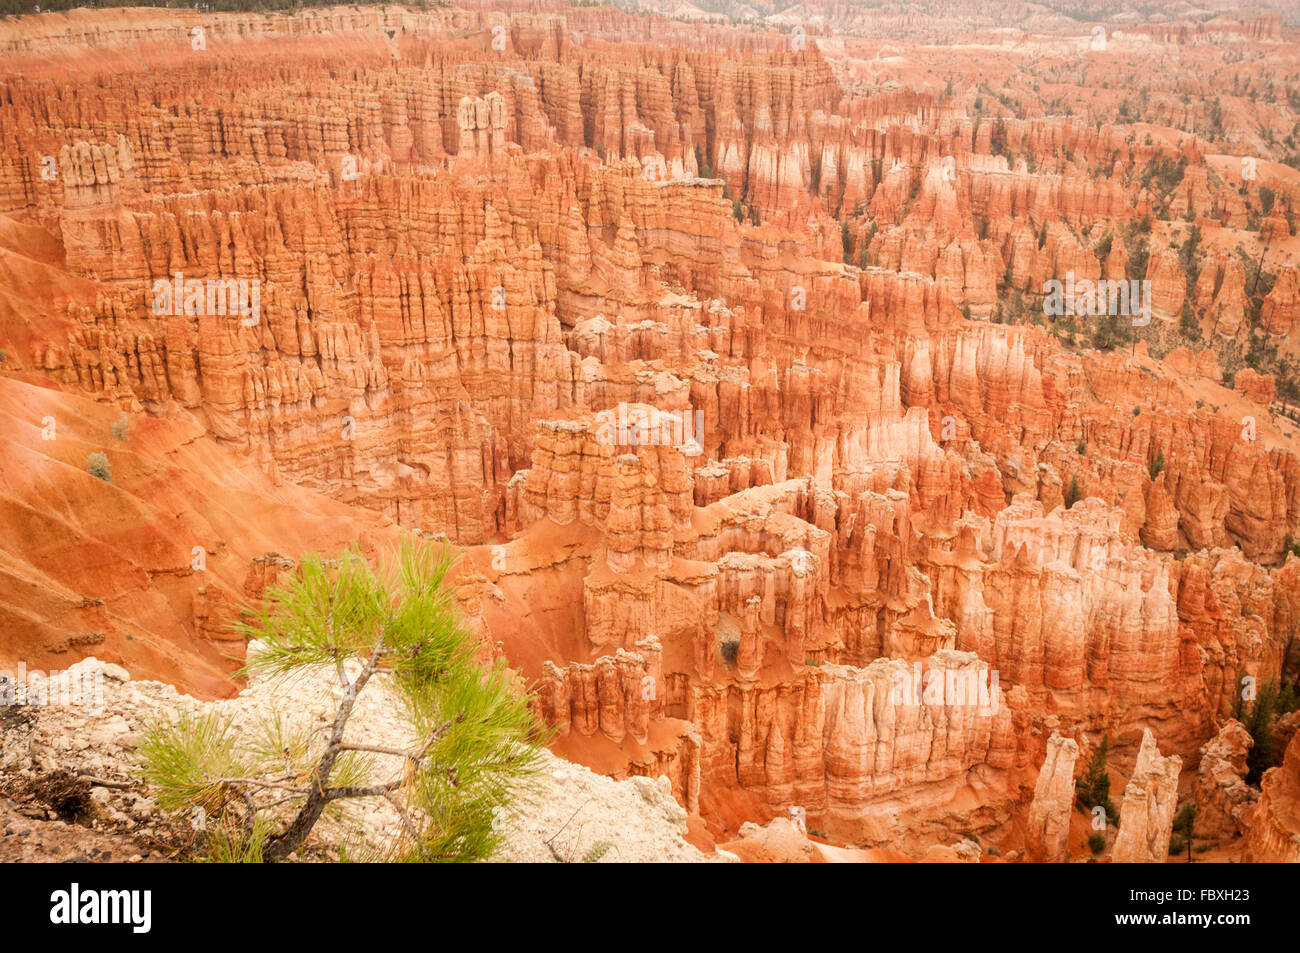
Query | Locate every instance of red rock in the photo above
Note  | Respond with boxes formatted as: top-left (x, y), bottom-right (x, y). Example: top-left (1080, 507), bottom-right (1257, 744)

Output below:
top-left (1242, 730), bottom-right (1300, 863)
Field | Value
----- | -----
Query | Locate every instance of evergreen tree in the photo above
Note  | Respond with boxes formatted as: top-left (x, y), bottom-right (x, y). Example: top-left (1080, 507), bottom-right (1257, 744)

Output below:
top-left (141, 536), bottom-right (544, 862)
top-left (1171, 802), bottom-right (1196, 862)
top-left (1237, 686), bottom-right (1279, 790)
top-left (1065, 476), bottom-right (1081, 509)
top-left (1075, 735), bottom-right (1117, 822)
top-left (1149, 449), bottom-right (1165, 481)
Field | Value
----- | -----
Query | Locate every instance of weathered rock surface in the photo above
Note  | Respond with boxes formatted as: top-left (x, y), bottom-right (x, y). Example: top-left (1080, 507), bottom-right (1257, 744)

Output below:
top-left (1112, 729), bottom-right (1182, 863)
top-left (1025, 732), bottom-right (1078, 862)
top-left (1242, 730), bottom-right (1300, 863)
top-left (1193, 719), bottom-right (1258, 840)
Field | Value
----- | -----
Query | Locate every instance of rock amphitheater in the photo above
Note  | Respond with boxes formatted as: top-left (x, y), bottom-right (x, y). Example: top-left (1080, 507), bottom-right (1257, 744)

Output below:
top-left (0, 0), bottom-right (1298, 864)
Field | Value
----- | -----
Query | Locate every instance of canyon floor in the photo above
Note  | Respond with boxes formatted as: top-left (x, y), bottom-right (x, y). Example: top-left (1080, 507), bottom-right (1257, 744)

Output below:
top-left (1, 1), bottom-right (1299, 863)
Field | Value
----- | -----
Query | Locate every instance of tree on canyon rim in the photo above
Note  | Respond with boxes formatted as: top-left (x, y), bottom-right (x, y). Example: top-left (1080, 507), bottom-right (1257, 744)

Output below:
top-left (140, 536), bottom-right (545, 862)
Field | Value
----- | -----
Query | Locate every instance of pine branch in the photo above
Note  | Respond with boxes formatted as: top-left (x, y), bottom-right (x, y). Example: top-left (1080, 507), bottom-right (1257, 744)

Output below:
top-left (264, 636), bottom-right (385, 861)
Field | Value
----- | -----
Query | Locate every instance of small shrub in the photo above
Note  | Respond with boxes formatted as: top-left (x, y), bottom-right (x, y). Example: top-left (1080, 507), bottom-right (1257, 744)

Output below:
top-left (111, 414), bottom-right (130, 442)
top-left (1087, 832), bottom-right (1106, 854)
top-left (1169, 834), bottom-right (1186, 855)
top-left (1284, 534), bottom-right (1300, 560)
top-left (582, 840), bottom-right (615, 863)
top-left (1076, 439), bottom-right (1086, 455)
top-left (1149, 449), bottom-right (1165, 481)
top-left (85, 452), bottom-right (112, 483)
top-left (720, 638), bottom-right (739, 666)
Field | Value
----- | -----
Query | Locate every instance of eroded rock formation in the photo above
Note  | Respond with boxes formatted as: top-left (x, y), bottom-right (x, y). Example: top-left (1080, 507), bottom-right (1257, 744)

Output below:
top-left (1242, 731), bottom-right (1300, 863)
top-left (1193, 720), bottom-right (1258, 840)
top-left (1026, 732), bottom-right (1078, 862)
top-left (1112, 730), bottom-right (1182, 863)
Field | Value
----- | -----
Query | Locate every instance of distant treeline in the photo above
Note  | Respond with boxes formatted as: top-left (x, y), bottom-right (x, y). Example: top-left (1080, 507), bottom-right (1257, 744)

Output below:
top-left (0, 0), bottom-right (446, 16)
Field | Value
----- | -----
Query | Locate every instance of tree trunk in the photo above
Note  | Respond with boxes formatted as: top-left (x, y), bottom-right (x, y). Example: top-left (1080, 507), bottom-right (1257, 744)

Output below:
top-left (264, 642), bottom-right (383, 862)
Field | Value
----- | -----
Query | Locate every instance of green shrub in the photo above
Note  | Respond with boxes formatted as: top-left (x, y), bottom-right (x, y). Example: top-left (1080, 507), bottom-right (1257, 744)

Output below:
top-left (1149, 449), bottom-right (1165, 481)
top-left (1284, 535), bottom-right (1300, 560)
top-left (1087, 832), bottom-right (1106, 854)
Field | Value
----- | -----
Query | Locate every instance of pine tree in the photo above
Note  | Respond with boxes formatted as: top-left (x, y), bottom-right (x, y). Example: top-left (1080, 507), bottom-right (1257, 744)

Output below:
top-left (1171, 802), bottom-right (1196, 862)
top-left (1065, 476), bottom-right (1081, 509)
top-left (1076, 735), bottom-right (1117, 822)
top-left (1243, 682), bottom-right (1278, 787)
top-left (140, 536), bottom-right (545, 862)
top-left (1149, 449), bottom-right (1165, 481)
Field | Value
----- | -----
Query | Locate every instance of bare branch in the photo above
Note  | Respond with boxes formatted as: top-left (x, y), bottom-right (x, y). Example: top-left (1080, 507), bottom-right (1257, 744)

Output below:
top-left (74, 773), bottom-right (137, 790)
top-left (543, 798), bottom-right (593, 863)
top-left (322, 779), bottom-right (404, 801)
